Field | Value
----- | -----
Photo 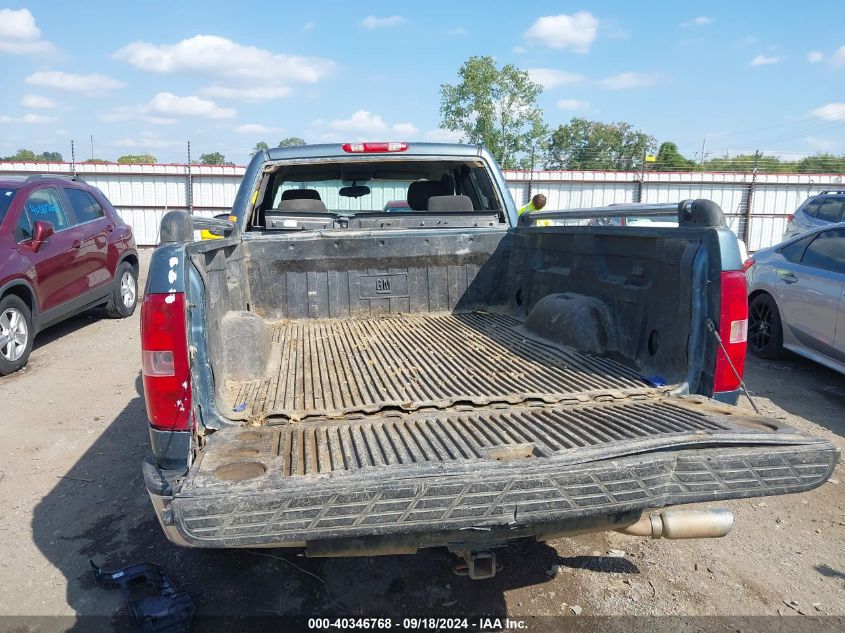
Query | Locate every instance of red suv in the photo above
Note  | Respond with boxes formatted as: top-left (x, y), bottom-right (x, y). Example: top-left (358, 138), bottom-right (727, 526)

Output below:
top-left (0, 175), bottom-right (138, 375)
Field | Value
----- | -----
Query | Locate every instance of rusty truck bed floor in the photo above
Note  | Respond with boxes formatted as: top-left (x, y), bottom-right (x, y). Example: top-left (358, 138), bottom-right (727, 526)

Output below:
top-left (221, 311), bottom-right (658, 422)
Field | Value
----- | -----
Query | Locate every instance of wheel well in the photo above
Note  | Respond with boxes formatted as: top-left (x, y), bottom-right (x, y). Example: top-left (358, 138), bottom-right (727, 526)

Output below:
top-left (120, 253), bottom-right (139, 275)
top-left (1, 284), bottom-right (36, 323)
top-left (748, 289), bottom-right (771, 304)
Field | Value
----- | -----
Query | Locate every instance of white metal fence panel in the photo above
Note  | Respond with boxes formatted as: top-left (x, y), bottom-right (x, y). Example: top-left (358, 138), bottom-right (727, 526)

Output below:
top-left (2, 162), bottom-right (844, 248)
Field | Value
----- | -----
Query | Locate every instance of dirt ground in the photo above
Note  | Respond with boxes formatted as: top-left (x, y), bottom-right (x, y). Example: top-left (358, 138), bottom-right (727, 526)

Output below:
top-left (0, 247), bottom-right (842, 631)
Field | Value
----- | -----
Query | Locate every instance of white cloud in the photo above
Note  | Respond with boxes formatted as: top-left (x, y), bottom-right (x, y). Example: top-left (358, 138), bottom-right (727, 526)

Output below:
top-left (807, 51), bottom-right (824, 63)
top-left (750, 54), bottom-right (781, 66)
top-left (361, 16), bottom-right (405, 29)
top-left (446, 27), bottom-right (468, 36)
top-left (144, 92), bottom-right (235, 119)
top-left (21, 94), bottom-right (57, 109)
top-left (234, 123), bottom-right (283, 134)
top-left (0, 113), bottom-right (57, 124)
top-left (320, 110), bottom-right (419, 141)
top-left (200, 85), bottom-right (291, 102)
top-left (302, 21), bottom-right (316, 31)
top-left (112, 136), bottom-right (184, 149)
top-left (524, 12), bottom-right (598, 53)
top-left (392, 122), bottom-right (419, 136)
top-left (601, 72), bottom-right (660, 90)
top-left (26, 71), bottom-right (125, 95)
top-left (527, 68), bottom-right (583, 88)
top-left (805, 136), bottom-right (836, 151)
top-left (833, 45), bottom-right (845, 67)
top-left (114, 35), bottom-right (335, 83)
top-left (680, 16), bottom-right (713, 27)
top-left (811, 102), bottom-right (845, 121)
top-left (424, 129), bottom-right (464, 143)
top-left (102, 92), bottom-right (235, 125)
top-left (556, 99), bottom-right (590, 110)
top-left (0, 8), bottom-right (55, 55)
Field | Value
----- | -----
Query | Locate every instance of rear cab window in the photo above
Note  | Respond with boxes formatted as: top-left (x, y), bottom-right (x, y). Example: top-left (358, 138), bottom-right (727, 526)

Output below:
top-left (251, 157), bottom-right (506, 231)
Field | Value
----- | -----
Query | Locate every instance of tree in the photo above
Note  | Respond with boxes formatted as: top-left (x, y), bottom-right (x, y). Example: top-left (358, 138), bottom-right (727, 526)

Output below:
top-left (652, 142), bottom-right (695, 171)
top-left (2, 149), bottom-right (65, 162)
top-left (278, 137), bottom-right (306, 147)
top-left (197, 152), bottom-right (233, 166)
top-left (702, 152), bottom-right (786, 173)
top-left (545, 118), bottom-right (656, 170)
top-left (38, 151), bottom-right (63, 162)
top-left (82, 158), bottom-right (110, 164)
top-left (440, 56), bottom-right (546, 169)
top-left (3, 149), bottom-right (36, 161)
top-left (795, 154), bottom-right (845, 173)
top-left (253, 141), bottom-right (270, 153)
top-left (117, 154), bottom-right (157, 164)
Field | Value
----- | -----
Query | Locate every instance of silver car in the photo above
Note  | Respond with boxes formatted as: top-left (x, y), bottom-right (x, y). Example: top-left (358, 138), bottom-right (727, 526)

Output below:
top-left (746, 222), bottom-right (845, 375)
top-left (782, 191), bottom-right (845, 240)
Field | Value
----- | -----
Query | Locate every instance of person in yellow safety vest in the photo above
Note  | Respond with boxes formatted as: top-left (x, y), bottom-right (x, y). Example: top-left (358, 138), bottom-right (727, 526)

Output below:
top-left (518, 194), bottom-right (551, 226)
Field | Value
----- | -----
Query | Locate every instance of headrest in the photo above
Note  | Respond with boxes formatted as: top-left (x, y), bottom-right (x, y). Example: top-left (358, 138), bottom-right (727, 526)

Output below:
top-left (281, 188), bottom-right (321, 201)
top-left (427, 195), bottom-right (474, 212)
top-left (407, 180), bottom-right (448, 210)
top-left (276, 198), bottom-right (327, 213)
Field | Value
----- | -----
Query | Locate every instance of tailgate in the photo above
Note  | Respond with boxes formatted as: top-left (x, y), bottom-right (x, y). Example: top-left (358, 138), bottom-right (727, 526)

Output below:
top-left (169, 395), bottom-right (837, 547)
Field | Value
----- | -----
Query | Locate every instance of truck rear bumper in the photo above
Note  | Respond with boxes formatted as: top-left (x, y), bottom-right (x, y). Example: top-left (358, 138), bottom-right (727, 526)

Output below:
top-left (144, 398), bottom-right (838, 549)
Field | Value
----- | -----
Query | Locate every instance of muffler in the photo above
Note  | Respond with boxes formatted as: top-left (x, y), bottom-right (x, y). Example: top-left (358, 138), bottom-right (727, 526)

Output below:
top-left (615, 509), bottom-right (733, 539)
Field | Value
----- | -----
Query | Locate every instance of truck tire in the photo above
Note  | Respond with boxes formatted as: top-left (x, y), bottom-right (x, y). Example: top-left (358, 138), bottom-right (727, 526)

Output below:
top-left (105, 262), bottom-right (138, 319)
top-left (748, 293), bottom-right (783, 359)
top-left (0, 294), bottom-right (34, 375)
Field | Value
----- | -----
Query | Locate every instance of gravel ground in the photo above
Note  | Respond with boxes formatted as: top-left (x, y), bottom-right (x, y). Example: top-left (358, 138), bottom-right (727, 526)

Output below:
top-left (0, 247), bottom-right (842, 630)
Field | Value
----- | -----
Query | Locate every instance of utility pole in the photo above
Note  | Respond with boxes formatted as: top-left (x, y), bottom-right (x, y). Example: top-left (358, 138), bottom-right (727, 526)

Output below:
top-left (700, 138), bottom-right (707, 166)
top-left (186, 141), bottom-right (193, 213)
top-left (743, 149), bottom-right (761, 245)
top-left (70, 139), bottom-right (76, 177)
top-left (90, 135), bottom-right (94, 161)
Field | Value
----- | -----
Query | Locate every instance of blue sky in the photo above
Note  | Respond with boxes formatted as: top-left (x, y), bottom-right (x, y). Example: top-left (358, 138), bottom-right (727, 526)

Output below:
top-left (1, 1), bottom-right (844, 165)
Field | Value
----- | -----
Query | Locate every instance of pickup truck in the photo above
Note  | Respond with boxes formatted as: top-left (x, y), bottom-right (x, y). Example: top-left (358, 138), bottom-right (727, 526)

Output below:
top-left (141, 142), bottom-right (837, 579)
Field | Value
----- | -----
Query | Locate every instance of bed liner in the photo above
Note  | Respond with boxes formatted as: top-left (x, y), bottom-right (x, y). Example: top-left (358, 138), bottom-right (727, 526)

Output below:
top-left (221, 311), bottom-right (660, 423)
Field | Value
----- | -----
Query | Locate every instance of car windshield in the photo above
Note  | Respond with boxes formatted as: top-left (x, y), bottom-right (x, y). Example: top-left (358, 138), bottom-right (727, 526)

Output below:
top-left (0, 187), bottom-right (17, 224)
top-left (265, 159), bottom-right (501, 217)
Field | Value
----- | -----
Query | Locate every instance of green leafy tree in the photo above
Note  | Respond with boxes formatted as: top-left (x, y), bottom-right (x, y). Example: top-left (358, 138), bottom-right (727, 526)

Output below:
top-left (3, 149), bottom-right (37, 161)
top-left (440, 56), bottom-right (546, 169)
top-left (652, 142), bottom-right (695, 171)
top-left (253, 141), bottom-right (270, 153)
top-left (37, 151), bottom-right (63, 162)
top-left (117, 154), bottom-right (157, 164)
top-left (794, 154), bottom-right (845, 173)
top-left (702, 152), bottom-right (787, 173)
top-left (197, 152), bottom-right (233, 166)
top-left (82, 158), bottom-right (110, 164)
top-left (545, 118), bottom-right (656, 170)
top-left (278, 137), bottom-right (306, 147)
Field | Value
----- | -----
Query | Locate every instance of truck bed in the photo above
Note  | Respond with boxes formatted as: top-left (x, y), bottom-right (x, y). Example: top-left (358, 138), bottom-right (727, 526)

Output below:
top-left (221, 311), bottom-right (656, 423)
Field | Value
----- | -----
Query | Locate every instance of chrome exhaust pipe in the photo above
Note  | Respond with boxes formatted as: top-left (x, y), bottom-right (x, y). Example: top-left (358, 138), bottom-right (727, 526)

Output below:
top-left (615, 509), bottom-right (734, 539)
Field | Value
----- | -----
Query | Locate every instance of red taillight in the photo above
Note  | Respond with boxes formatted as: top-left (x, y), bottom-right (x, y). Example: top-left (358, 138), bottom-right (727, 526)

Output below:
top-left (786, 214), bottom-right (794, 223)
top-left (714, 271), bottom-right (748, 392)
top-left (141, 293), bottom-right (191, 431)
top-left (341, 142), bottom-right (408, 153)
top-left (742, 257), bottom-right (756, 272)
